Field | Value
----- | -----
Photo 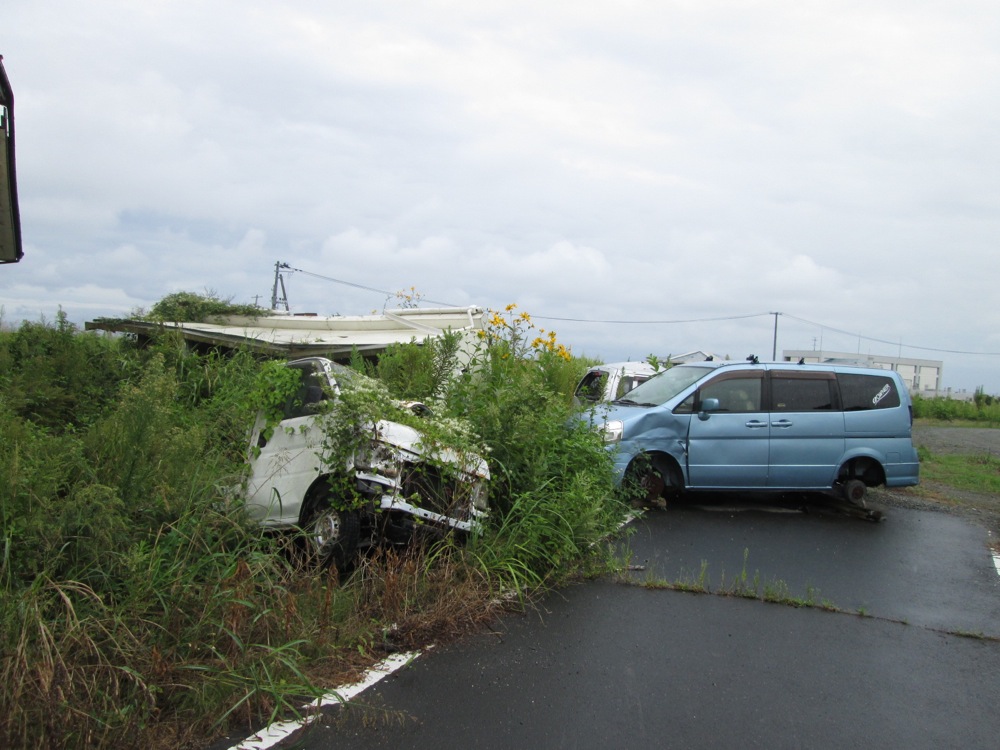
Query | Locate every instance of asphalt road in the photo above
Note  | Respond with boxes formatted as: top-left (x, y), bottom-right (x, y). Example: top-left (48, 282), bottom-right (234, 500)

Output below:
top-left (231, 497), bottom-right (1000, 749)
top-left (624, 495), bottom-right (1000, 636)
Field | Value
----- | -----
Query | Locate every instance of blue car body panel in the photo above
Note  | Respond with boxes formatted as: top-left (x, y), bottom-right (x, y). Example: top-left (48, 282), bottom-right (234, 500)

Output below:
top-left (598, 362), bottom-right (919, 493)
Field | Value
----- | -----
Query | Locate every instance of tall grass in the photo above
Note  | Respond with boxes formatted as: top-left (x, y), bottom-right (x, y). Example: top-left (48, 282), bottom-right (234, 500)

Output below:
top-left (912, 393), bottom-right (1000, 424)
top-left (0, 322), bottom-right (332, 747)
top-left (0, 302), bottom-right (622, 747)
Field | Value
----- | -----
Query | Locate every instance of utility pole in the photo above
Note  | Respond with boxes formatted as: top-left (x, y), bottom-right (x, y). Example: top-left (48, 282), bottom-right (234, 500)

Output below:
top-left (770, 311), bottom-right (780, 361)
top-left (271, 261), bottom-right (291, 311)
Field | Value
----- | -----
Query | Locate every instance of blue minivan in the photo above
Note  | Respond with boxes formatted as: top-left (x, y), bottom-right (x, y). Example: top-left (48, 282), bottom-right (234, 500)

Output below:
top-left (596, 361), bottom-right (919, 507)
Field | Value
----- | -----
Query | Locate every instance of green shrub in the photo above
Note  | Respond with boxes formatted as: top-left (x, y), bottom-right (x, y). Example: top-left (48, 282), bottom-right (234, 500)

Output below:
top-left (365, 330), bottom-right (463, 402)
top-left (444, 306), bottom-right (619, 579)
top-left (144, 290), bottom-right (265, 322)
top-left (912, 393), bottom-right (1000, 424)
top-left (0, 311), bottom-right (127, 430)
top-left (0, 320), bottom-right (322, 747)
top-left (0, 301), bottom-right (623, 747)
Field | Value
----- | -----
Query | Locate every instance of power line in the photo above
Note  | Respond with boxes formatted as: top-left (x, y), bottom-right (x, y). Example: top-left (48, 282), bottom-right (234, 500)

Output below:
top-left (284, 267), bottom-right (770, 325)
top-left (780, 313), bottom-right (1000, 357)
top-left (532, 312), bottom-right (772, 325)
top-left (535, 311), bottom-right (1000, 357)
top-left (283, 265), bottom-right (459, 308)
top-left (274, 264), bottom-right (1000, 357)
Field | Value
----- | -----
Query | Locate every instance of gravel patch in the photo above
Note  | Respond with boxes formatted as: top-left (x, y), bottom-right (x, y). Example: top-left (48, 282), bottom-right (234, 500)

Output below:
top-left (912, 425), bottom-right (1000, 457)
top-left (879, 424), bottom-right (1000, 538)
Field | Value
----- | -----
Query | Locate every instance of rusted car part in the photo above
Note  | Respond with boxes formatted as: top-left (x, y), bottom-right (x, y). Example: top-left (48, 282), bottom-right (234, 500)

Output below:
top-left (0, 55), bottom-right (22, 264)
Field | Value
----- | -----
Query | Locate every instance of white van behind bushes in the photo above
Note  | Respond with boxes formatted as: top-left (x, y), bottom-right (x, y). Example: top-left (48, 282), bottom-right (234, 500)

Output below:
top-left (574, 361), bottom-right (662, 405)
top-left (244, 357), bottom-right (490, 568)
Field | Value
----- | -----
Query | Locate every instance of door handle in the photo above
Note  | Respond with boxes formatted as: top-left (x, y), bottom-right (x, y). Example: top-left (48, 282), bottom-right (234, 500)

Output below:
top-left (771, 420), bottom-right (793, 428)
top-left (745, 420), bottom-right (768, 429)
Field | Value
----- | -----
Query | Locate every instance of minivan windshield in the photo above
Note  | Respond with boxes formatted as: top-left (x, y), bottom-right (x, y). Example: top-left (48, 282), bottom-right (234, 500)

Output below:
top-left (614, 365), bottom-right (714, 407)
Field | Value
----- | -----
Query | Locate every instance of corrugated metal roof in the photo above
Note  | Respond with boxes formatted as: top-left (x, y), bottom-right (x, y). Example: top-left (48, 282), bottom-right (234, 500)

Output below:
top-left (86, 306), bottom-right (486, 359)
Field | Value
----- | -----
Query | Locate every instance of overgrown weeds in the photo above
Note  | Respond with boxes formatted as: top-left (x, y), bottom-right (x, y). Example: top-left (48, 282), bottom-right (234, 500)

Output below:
top-left (623, 548), bottom-right (839, 611)
top-left (346, 546), bottom-right (499, 651)
top-left (0, 299), bottom-right (623, 748)
top-left (912, 393), bottom-right (1000, 425)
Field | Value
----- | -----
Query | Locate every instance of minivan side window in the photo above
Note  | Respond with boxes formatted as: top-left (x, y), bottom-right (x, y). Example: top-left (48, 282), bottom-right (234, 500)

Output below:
top-left (691, 373), bottom-right (763, 413)
top-left (674, 392), bottom-right (695, 414)
top-left (770, 372), bottom-right (837, 412)
top-left (838, 373), bottom-right (901, 411)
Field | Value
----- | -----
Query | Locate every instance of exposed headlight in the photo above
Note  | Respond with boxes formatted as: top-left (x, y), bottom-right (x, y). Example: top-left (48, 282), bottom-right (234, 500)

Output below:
top-left (353, 444), bottom-right (372, 471)
top-left (354, 441), bottom-right (402, 476)
top-left (471, 480), bottom-right (489, 511)
top-left (601, 420), bottom-right (624, 444)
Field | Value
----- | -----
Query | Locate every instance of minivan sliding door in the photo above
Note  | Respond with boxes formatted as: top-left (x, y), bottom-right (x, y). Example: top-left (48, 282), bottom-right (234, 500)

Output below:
top-left (685, 370), bottom-right (768, 488)
top-left (766, 370), bottom-right (845, 489)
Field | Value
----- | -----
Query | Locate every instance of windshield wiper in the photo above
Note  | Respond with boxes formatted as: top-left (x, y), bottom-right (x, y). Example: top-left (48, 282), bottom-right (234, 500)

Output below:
top-left (614, 398), bottom-right (656, 407)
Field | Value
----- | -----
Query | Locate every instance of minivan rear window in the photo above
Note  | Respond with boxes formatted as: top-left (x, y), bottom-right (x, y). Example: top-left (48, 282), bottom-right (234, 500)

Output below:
top-left (838, 373), bottom-right (901, 411)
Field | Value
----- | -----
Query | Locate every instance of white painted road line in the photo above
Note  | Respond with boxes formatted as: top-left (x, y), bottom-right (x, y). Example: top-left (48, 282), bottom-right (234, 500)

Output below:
top-left (990, 532), bottom-right (1000, 579)
top-left (227, 650), bottom-right (422, 750)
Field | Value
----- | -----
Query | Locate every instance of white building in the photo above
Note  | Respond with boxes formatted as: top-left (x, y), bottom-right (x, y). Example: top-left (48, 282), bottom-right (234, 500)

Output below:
top-left (781, 349), bottom-right (943, 394)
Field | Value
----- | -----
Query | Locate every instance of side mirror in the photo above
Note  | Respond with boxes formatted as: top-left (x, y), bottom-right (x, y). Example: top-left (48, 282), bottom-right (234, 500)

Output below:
top-left (0, 56), bottom-right (22, 264)
top-left (698, 397), bottom-right (720, 421)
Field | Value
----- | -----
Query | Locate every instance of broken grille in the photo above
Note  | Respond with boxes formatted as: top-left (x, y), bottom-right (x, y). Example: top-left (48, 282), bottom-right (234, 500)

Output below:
top-left (399, 461), bottom-right (473, 521)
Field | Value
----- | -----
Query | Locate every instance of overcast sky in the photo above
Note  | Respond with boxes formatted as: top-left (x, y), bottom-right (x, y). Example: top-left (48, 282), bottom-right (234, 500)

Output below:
top-left (3, 1), bottom-right (999, 391)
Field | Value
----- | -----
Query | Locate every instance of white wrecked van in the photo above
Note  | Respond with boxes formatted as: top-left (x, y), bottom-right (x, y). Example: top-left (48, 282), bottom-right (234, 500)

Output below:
top-left (574, 361), bottom-right (662, 405)
top-left (245, 357), bottom-right (490, 567)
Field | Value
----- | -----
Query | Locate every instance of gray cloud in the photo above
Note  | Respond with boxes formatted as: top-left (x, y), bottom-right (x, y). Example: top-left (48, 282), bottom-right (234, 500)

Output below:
top-left (3, 0), bottom-right (999, 391)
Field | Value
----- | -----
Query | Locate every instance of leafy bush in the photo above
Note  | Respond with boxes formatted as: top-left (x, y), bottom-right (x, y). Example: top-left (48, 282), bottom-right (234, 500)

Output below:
top-left (144, 290), bottom-right (266, 322)
top-left (912, 393), bottom-right (1000, 425)
top-left (0, 311), bottom-right (126, 430)
top-left (361, 329), bottom-right (464, 402)
top-left (0, 300), bottom-right (622, 747)
top-left (444, 306), bottom-right (619, 582)
top-left (0, 324), bottom-right (323, 747)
